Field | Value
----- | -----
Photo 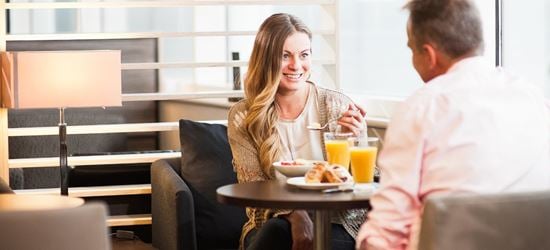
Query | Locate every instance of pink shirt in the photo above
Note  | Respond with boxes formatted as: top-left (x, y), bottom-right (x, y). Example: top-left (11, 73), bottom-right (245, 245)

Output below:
top-left (356, 57), bottom-right (550, 250)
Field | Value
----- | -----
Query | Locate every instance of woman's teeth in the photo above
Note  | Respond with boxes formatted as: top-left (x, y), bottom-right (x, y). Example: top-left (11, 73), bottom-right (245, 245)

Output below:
top-left (284, 73), bottom-right (303, 80)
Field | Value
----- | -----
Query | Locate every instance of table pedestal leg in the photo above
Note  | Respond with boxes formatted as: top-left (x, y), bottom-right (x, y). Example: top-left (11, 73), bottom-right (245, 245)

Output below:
top-left (314, 210), bottom-right (331, 250)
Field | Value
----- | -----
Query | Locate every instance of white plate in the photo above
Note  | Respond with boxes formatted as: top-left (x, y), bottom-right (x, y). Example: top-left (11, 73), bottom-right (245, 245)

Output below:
top-left (286, 177), bottom-right (354, 190)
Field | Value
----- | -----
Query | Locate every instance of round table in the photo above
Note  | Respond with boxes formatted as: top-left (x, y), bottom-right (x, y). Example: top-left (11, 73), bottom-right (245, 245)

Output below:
top-left (217, 180), bottom-right (373, 250)
top-left (0, 194), bottom-right (84, 211)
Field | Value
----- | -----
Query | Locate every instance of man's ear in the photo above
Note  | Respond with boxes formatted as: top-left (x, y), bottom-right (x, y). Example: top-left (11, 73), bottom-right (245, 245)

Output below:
top-left (422, 43), bottom-right (438, 69)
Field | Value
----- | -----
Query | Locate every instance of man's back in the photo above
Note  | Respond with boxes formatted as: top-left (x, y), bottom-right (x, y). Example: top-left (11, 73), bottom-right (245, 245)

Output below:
top-left (356, 1), bottom-right (549, 249)
top-left (411, 56), bottom-right (550, 195)
top-left (361, 56), bottom-right (550, 250)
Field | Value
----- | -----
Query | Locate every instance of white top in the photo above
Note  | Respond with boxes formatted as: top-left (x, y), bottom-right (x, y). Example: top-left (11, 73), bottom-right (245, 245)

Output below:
top-left (277, 85), bottom-right (324, 162)
top-left (357, 56), bottom-right (550, 250)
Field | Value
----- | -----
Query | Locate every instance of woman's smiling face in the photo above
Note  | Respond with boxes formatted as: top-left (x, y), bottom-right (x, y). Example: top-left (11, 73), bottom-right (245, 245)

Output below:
top-left (278, 32), bottom-right (311, 92)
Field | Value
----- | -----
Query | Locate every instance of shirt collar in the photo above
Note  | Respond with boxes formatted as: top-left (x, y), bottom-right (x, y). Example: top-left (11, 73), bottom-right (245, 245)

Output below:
top-left (446, 56), bottom-right (491, 74)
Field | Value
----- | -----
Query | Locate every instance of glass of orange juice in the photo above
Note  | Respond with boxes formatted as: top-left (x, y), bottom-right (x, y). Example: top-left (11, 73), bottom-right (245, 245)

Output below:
top-left (350, 137), bottom-right (379, 183)
top-left (323, 132), bottom-right (354, 170)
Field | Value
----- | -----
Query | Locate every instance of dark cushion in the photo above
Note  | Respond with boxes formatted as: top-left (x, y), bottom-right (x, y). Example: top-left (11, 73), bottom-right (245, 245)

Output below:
top-left (179, 119), bottom-right (246, 250)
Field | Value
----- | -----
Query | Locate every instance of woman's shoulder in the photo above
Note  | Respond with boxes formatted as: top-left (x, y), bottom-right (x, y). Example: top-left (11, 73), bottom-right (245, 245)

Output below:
top-left (228, 99), bottom-right (248, 133)
top-left (228, 99), bottom-right (248, 117)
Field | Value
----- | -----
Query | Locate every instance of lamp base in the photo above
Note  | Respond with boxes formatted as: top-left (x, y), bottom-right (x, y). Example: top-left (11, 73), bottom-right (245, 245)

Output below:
top-left (59, 109), bottom-right (68, 196)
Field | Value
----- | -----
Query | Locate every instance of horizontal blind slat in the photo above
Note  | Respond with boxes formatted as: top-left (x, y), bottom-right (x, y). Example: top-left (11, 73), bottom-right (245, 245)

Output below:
top-left (6, 118), bottom-right (396, 137)
top-left (121, 59), bottom-right (335, 70)
top-left (6, 0), bottom-right (335, 9)
top-left (6, 30), bottom-right (334, 41)
top-left (14, 184), bottom-right (151, 197)
top-left (8, 120), bottom-right (228, 136)
top-left (107, 214), bottom-right (151, 227)
top-left (9, 122), bottom-right (178, 136)
top-left (8, 152), bottom-right (181, 168)
top-left (122, 91), bottom-right (244, 102)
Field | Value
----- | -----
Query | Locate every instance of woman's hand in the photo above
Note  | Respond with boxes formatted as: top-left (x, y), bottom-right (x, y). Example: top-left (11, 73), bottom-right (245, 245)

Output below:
top-left (283, 210), bottom-right (313, 250)
top-left (338, 103), bottom-right (367, 136)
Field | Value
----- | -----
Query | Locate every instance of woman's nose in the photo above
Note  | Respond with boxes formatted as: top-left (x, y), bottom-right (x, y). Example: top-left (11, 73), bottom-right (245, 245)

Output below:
top-left (288, 56), bottom-right (301, 69)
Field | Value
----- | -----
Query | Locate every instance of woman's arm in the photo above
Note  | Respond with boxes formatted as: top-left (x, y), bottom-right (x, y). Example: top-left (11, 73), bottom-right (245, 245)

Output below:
top-left (338, 103), bottom-right (367, 136)
top-left (323, 90), bottom-right (367, 136)
top-left (281, 210), bottom-right (313, 250)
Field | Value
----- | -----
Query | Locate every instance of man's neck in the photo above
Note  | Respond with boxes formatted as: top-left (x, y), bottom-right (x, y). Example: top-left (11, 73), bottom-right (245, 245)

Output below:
top-left (443, 50), bottom-right (481, 72)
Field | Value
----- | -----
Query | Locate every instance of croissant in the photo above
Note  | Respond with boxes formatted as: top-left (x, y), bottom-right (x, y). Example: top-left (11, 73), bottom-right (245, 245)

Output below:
top-left (305, 163), bottom-right (326, 183)
top-left (323, 168), bottom-right (344, 183)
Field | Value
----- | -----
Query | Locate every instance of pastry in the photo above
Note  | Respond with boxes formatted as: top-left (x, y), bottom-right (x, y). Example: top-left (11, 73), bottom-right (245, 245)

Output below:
top-left (329, 165), bottom-right (351, 183)
top-left (323, 168), bottom-right (344, 183)
top-left (305, 163), bottom-right (326, 183)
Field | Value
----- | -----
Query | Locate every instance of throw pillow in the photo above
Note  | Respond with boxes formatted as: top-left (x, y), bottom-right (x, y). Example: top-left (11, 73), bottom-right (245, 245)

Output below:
top-left (179, 119), bottom-right (246, 249)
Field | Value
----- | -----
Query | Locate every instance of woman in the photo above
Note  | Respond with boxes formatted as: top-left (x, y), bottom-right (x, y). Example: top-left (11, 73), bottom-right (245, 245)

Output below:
top-left (228, 13), bottom-right (367, 250)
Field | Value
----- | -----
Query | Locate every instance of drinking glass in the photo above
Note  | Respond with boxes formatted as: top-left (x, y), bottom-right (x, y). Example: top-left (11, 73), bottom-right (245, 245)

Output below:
top-left (326, 96), bottom-right (348, 132)
top-left (323, 132), bottom-right (354, 171)
top-left (350, 137), bottom-right (379, 183)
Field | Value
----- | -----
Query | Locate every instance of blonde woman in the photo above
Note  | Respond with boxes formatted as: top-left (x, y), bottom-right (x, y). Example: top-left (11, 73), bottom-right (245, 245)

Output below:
top-left (228, 13), bottom-right (367, 250)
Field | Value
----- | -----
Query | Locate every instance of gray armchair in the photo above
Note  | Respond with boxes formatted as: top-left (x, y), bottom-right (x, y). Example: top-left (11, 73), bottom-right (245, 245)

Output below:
top-left (418, 190), bottom-right (550, 250)
top-left (151, 120), bottom-right (246, 250)
top-left (151, 158), bottom-right (195, 250)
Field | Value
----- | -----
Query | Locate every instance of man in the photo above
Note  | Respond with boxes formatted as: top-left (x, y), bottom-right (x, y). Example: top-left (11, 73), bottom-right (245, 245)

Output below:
top-left (356, 0), bottom-right (550, 249)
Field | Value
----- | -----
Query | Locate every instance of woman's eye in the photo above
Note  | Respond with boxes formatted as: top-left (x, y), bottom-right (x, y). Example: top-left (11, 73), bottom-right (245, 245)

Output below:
top-left (282, 54), bottom-right (290, 60)
top-left (301, 53), bottom-right (309, 59)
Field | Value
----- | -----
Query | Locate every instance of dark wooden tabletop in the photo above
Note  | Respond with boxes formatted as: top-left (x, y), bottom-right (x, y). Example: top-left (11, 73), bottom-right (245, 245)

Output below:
top-left (217, 180), bottom-right (372, 210)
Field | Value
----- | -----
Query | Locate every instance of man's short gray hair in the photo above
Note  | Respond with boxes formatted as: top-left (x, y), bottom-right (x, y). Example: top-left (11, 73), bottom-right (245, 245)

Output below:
top-left (404, 0), bottom-right (484, 58)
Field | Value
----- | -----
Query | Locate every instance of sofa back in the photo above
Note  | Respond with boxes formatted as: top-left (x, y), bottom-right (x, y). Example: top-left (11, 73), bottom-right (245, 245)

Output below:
top-left (419, 190), bottom-right (550, 250)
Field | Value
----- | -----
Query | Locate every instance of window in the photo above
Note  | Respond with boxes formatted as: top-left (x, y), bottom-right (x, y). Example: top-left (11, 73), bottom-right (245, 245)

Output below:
top-left (8, 2), bottom-right (338, 92)
top-left (339, 0), bottom-right (496, 107)
top-left (502, 0), bottom-right (550, 98)
top-left (339, 0), bottom-right (419, 97)
top-left (7, 0), bottom-right (543, 120)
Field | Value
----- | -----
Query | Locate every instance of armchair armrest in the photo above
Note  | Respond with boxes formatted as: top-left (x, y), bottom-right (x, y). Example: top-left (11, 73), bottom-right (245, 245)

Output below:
top-left (151, 158), bottom-right (196, 250)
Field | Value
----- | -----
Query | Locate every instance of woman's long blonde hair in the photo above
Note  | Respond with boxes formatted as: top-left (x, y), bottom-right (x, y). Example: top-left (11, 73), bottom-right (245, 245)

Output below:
top-left (243, 13), bottom-right (312, 178)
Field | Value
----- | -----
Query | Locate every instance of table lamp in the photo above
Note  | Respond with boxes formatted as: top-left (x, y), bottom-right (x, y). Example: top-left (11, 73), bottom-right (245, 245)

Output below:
top-left (1, 50), bottom-right (122, 195)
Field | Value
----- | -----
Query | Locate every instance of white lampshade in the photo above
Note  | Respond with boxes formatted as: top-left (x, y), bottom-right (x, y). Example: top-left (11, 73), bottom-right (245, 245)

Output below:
top-left (1, 50), bottom-right (121, 109)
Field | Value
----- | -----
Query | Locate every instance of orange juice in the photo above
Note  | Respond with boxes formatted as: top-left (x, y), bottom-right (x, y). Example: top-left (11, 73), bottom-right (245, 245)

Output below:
top-left (325, 140), bottom-right (351, 170)
top-left (350, 146), bottom-right (378, 183)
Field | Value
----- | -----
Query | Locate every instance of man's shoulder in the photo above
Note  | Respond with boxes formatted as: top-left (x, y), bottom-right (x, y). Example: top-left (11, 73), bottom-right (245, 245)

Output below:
top-left (389, 84), bottom-right (452, 127)
top-left (403, 84), bottom-right (442, 106)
